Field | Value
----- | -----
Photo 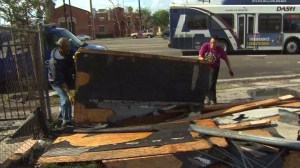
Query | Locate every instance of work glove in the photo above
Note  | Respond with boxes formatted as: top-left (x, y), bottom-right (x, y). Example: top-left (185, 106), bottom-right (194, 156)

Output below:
top-left (67, 92), bottom-right (74, 104)
top-left (73, 51), bottom-right (81, 63)
top-left (229, 70), bottom-right (234, 77)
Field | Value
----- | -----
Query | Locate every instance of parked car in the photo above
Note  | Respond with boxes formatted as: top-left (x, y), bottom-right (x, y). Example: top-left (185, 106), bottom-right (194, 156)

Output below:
top-left (131, 30), bottom-right (154, 38)
top-left (77, 34), bottom-right (91, 41)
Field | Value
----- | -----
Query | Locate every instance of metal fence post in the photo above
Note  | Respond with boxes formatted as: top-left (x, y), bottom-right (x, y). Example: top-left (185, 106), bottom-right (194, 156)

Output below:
top-left (38, 23), bottom-right (52, 122)
top-left (31, 28), bottom-right (49, 137)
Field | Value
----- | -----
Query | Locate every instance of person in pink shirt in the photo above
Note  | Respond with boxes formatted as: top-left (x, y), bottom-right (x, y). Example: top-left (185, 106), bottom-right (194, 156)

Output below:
top-left (199, 36), bottom-right (234, 104)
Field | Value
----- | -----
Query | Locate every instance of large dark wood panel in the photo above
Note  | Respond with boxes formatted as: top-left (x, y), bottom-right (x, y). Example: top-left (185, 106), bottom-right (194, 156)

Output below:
top-left (37, 120), bottom-right (228, 164)
top-left (75, 49), bottom-right (209, 104)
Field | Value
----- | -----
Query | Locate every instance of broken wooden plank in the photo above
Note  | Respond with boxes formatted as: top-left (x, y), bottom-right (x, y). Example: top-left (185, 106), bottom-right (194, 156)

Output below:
top-left (103, 154), bottom-right (184, 168)
top-left (192, 119), bottom-right (228, 148)
top-left (202, 100), bottom-right (253, 113)
top-left (263, 99), bottom-right (298, 107)
top-left (77, 48), bottom-right (199, 63)
top-left (218, 117), bottom-right (278, 130)
top-left (37, 139), bottom-right (212, 164)
top-left (53, 125), bottom-right (158, 134)
top-left (190, 124), bottom-right (300, 150)
top-left (278, 101), bottom-right (300, 108)
top-left (199, 95), bottom-right (294, 119)
top-left (53, 132), bottom-right (153, 147)
top-left (74, 103), bottom-right (114, 124)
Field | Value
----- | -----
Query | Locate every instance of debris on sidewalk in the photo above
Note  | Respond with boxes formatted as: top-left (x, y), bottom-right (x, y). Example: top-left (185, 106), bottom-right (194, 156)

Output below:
top-left (37, 94), bottom-right (300, 167)
top-left (36, 49), bottom-right (300, 167)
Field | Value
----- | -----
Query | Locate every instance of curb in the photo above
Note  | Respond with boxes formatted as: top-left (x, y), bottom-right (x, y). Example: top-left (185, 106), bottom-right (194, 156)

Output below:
top-left (218, 74), bottom-right (300, 83)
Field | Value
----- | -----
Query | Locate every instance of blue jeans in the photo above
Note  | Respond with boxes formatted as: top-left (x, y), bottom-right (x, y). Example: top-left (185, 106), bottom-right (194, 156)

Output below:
top-left (51, 85), bottom-right (72, 122)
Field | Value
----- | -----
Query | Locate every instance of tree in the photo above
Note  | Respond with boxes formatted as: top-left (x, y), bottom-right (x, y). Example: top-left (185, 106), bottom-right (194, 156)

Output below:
top-left (126, 6), bottom-right (133, 13)
top-left (124, 6), bottom-right (134, 36)
top-left (152, 9), bottom-right (169, 30)
top-left (0, 0), bottom-right (54, 28)
top-left (108, 0), bottom-right (123, 37)
top-left (136, 7), bottom-right (152, 30)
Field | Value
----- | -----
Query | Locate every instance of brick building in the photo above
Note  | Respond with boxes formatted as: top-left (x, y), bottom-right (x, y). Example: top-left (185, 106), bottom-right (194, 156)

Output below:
top-left (95, 8), bottom-right (141, 37)
top-left (51, 4), bottom-right (91, 36)
top-left (51, 4), bottom-right (141, 37)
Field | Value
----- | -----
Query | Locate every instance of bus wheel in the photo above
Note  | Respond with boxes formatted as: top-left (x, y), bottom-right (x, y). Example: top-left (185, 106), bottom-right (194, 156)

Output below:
top-left (218, 40), bottom-right (229, 53)
top-left (284, 39), bottom-right (299, 54)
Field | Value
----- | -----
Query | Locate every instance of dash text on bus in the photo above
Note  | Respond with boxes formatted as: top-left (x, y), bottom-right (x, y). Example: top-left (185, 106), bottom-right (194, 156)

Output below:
top-left (276, 6), bottom-right (295, 11)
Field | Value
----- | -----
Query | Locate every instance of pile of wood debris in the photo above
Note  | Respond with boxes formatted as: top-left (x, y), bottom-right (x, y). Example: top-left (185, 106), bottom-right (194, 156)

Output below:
top-left (36, 94), bottom-right (300, 167)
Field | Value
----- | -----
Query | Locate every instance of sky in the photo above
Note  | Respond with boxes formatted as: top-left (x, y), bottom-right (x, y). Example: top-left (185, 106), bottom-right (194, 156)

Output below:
top-left (54, 0), bottom-right (189, 13)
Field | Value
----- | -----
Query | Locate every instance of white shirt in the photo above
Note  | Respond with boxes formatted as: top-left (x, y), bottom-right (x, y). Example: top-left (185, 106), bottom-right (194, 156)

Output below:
top-left (51, 48), bottom-right (64, 60)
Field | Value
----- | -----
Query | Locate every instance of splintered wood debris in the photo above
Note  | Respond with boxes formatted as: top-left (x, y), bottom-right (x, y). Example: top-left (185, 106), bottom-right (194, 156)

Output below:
top-left (37, 94), bottom-right (300, 168)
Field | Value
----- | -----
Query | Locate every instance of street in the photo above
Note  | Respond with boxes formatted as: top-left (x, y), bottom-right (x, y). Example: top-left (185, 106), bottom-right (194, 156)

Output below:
top-left (91, 37), bottom-right (300, 79)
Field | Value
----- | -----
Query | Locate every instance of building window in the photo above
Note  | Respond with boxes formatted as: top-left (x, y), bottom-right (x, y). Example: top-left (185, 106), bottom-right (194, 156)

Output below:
top-left (59, 21), bottom-right (67, 28)
top-left (99, 17), bottom-right (105, 21)
top-left (99, 25), bottom-right (105, 32)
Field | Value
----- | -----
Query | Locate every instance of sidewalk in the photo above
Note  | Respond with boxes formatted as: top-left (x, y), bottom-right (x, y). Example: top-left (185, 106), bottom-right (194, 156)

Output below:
top-left (217, 74), bottom-right (300, 103)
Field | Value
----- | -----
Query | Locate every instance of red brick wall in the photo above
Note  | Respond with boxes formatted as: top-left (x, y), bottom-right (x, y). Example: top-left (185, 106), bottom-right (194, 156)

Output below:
top-left (94, 12), bottom-right (115, 36)
top-left (51, 4), bottom-right (91, 36)
top-left (93, 8), bottom-right (127, 37)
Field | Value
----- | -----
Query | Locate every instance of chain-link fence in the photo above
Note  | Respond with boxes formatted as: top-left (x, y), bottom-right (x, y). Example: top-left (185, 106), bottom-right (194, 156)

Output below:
top-left (0, 25), bottom-right (50, 166)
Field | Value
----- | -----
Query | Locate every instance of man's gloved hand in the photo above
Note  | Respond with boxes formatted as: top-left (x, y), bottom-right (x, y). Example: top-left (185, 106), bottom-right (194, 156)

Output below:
top-left (67, 92), bottom-right (74, 104)
top-left (229, 70), bottom-right (234, 77)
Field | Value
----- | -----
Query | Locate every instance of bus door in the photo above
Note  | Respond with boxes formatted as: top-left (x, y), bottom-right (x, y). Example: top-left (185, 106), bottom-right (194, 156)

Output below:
top-left (237, 14), bottom-right (255, 49)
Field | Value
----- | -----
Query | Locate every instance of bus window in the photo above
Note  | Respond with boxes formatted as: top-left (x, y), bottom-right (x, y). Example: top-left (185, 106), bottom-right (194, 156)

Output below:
top-left (283, 14), bottom-right (300, 33)
top-left (215, 14), bottom-right (234, 29)
top-left (186, 14), bottom-right (209, 30)
top-left (258, 14), bottom-right (282, 33)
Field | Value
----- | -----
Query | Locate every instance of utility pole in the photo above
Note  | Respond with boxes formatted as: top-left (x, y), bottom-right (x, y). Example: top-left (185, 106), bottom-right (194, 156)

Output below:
top-left (138, 0), bottom-right (142, 31)
top-left (89, 0), bottom-right (95, 39)
top-left (63, 0), bottom-right (68, 29)
top-left (69, 0), bottom-right (73, 33)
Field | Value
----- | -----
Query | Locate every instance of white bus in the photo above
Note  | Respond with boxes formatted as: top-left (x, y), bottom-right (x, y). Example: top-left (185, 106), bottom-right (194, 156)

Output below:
top-left (169, 0), bottom-right (300, 54)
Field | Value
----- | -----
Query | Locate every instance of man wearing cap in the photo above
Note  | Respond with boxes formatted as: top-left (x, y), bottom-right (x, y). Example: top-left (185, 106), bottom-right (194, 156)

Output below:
top-left (48, 37), bottom-right (74, 126)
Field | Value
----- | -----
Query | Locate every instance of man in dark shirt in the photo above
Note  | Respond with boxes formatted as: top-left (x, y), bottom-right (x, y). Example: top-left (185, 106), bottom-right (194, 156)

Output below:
top-left (199, 36), bottom-right (234, 104)
top-left (48, 37), bottom-right (74, 126)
